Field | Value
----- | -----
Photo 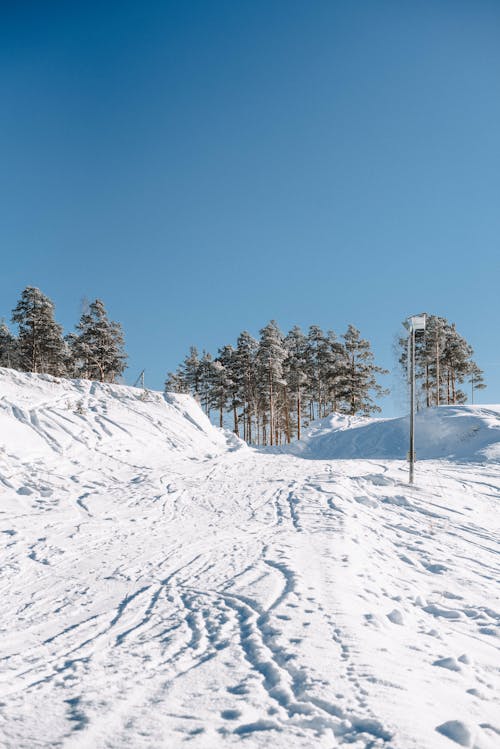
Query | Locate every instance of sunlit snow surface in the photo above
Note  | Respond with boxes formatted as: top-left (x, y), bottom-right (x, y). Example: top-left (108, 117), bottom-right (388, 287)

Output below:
top-left (1, 368), bottom-right (499, 748)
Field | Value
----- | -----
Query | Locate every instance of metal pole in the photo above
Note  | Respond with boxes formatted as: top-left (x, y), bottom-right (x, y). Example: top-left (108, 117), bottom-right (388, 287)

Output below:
top-left (409, 327), bottom-right (415, 484)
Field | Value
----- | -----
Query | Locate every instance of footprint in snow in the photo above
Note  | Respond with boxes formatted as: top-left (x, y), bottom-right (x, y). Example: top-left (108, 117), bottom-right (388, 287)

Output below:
top-left (364, 474), bottom-right (394, 486)
top-left (354, 495), bottom-right (378, 509)
top-left (387, 609), bottom-right (404, 625)
top-left (436, 720), bottom-right (473, 746)
top-left (422, 561), bottom-right (448, 574)
top-left (433, 656), bottom-right (462, 672)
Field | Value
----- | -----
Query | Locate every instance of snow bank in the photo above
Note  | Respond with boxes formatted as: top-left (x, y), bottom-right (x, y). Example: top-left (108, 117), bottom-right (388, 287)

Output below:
top-left (287, 405), bottom-right (500, 462)
top-left (0, 367), bottom-right (235, 469)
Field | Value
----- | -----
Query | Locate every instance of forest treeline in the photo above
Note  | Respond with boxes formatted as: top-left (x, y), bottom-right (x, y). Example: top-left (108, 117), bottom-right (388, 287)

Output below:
top-left (167, 316), bottom-right (486, 446)
top-left (166, 321), bottom-right (388, 446)
top-left (0, 290), bottom-right (486, 447)
top-left (0, 286), bottom-right (126, 382)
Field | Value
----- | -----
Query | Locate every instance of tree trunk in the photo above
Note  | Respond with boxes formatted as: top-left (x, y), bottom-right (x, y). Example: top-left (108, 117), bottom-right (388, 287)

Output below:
top-left (284, 385), bottom-right (291, 444)
top-left (436, 337), bottom-right (440, 406)
top-left (268, 362), bottom-right (274, 446)
top-left (233, 401), bottom-right (239, 436)
top-left (297, 391), bottom-right (301, 441)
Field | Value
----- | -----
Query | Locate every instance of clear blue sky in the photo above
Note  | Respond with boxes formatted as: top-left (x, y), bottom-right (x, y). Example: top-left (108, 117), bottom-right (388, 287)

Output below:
top-left (1, 1), bottom-right (499, 415)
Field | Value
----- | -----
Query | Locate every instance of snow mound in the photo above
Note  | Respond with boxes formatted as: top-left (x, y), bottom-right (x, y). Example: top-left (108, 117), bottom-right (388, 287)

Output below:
top-left (288, 405), bottom-right (500, 462)
top-left (0, 367), bottom-right (236, 470)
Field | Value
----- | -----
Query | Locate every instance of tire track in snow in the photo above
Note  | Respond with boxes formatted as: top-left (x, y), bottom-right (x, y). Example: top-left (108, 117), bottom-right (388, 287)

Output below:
top-left (221, 550), bottom-right (394, 744)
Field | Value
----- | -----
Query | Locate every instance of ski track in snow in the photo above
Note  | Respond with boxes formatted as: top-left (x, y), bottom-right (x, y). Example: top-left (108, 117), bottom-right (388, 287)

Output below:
top-left (0, 369), bottom-right (499, 748)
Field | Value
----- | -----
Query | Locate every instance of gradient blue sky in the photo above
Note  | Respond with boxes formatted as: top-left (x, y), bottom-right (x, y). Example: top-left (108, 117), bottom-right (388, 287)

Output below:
top-left (1, 1), bottom-right (499, 415)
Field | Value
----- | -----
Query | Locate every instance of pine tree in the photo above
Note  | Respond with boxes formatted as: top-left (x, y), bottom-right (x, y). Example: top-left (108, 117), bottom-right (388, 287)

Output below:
top-left (304, 326), bottom-right (327, 420)
top-left (323, 329), bottom-right (346, 414)
top-left (467, 362), bottom-right (486, 404)
top-left (256, 320), bottom-right (288, 445)
top-left (284, 326), bottom-right (308, 440)
top-left (12, 287), bottom-right (67, 375)
top-left (71, 299), bottom-right (127, 382)
top-left (0, 320), bottom-right (19, 369)
top-left (207, 359), bottom-right (230, 428)
top-left (234, 331), bottom-right (258, 443)
top-left (180, 346), bottom-right (201, 398)
top-left (217, 345), bottom-right (240, 435)
top-left (198, 351), bottom-right (214, 416)
top-left (398, 315), bottom-right (485, 407)
top-left (339, 325), bottom-right (388, 415)
top-left (441, 324), bottom-right (473, 404)
top-left (422, 316), bottom-right (448, 406)
top-left (165, 370), bottom-right (189, 393)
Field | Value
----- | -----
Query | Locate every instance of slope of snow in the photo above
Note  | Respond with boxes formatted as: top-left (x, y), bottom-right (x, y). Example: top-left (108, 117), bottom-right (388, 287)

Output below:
top-left (0, 367), bottom-right (235, 468)
top-left (1, 369), bottom-right (499, 749)
top-left (290, 406), bottom-right (500, 462)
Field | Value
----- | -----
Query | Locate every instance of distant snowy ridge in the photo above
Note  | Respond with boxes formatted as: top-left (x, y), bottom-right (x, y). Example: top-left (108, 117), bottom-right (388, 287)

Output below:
top-left (288, 405), bottom-right (500, 462)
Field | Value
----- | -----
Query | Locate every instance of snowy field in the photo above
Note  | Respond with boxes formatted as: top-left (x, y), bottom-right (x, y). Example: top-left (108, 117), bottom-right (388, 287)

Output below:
top-left (1, 368), bottom-right (499, 749)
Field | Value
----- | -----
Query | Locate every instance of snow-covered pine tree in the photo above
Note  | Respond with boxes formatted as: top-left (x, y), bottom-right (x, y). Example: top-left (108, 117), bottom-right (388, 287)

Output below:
top-left (284, 326), bottom-right (308, 440)
top-left (324, 329), bottom-right (347, 414)
top-left (207, 359), bottom-right (230, 428)
top-left (467, 362), bottom-right (486, 404)
top-left (217, 345), bottom-right (240, 435)
top-left (256, 320), bottom-right (288, 445)
top-left (302, 326), bottom-right (346, 421)
top-left (164, 370), bottom-right (189, 393)
top-left (180, 346), bottom-right (201, 398)
top-left (198, 351), bottom-right (214, 416)
top-left (398, 315), bottom-right (485, 406)
top-left (422, 316), bottom-right (448, 406)
top-left (0, 320), bottom-right (19, 369)
top-left (71, 299), bottom-right (127, 382)
top-left (233, 331), bottom-right (258, 443)
top-left (441, 324), bottom-right (474, 404)
top-left (339, 325), bottom-right (388, 415)
top-left (304, 325), bottom-right (327, 420)
top-left (11, 287), bottom-right (67, 376)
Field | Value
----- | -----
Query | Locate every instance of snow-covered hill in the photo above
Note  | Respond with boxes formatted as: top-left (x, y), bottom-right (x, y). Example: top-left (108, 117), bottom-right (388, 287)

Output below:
top-left (0, 367), bottom-right (235, 469)
top-left (290, 406), bottom-right (500, 462)
top-left (1, 369), bottom-right (499, 749)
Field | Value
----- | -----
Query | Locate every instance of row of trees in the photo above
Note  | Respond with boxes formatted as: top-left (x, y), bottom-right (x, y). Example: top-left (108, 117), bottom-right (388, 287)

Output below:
top-left (0, 287), bottom-right (127, 382)
top-left (166, 321), bottom-right (388, 446)
top-left (1, 293), bottom-right (485, 435)
top-left (397, 314), bottom-right (485, 407)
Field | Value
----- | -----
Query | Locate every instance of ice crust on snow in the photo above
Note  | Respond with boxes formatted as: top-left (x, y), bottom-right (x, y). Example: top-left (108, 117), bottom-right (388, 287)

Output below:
top-left (0, 368), bottom-right (499, 749)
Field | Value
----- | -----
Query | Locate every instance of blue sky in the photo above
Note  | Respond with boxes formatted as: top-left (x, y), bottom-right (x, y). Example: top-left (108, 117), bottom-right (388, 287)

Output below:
top-left (1, 0), bottom-right (499, 415)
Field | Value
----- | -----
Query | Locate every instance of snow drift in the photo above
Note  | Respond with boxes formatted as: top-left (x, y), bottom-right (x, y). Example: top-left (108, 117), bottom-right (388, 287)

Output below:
top-left (290, 405), bottom-right (500, 462)
top-left (0, 367), bottom-right (236, 470)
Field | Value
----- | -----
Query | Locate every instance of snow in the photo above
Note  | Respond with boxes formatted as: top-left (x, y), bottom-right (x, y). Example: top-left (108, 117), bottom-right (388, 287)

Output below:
top-left (289, 405), bottom-right (500, 461)
top-left (0, 367), bottom-right (499, 748)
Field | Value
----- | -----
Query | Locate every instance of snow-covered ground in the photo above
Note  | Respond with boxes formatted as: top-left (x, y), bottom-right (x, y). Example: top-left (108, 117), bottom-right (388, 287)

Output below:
top-left (1, 368), bottom-right (499, 749)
